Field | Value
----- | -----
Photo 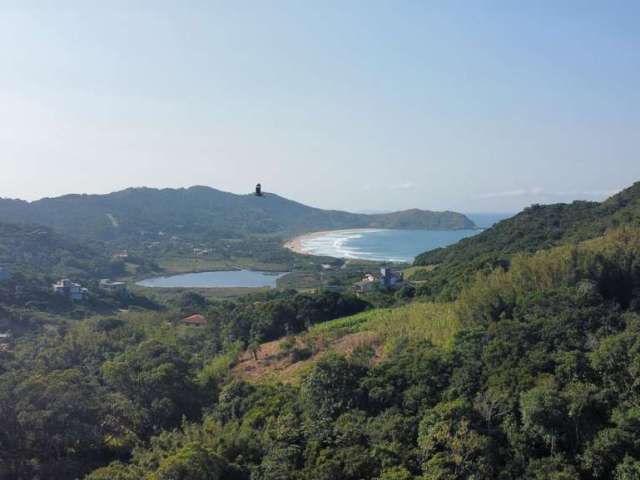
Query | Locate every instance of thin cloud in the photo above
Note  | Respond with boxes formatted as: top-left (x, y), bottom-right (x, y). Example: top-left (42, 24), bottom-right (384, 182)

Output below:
top-left (479, 187), bottom-right (543, 199)
top-left (389, 182), bottom-right (416, 191)
top-left (479, 187), bottom-right (621, 200)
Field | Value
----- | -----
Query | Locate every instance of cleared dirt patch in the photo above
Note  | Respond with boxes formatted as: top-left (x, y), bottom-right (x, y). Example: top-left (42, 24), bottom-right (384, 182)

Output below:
top-left (232, 330), bottom-right (382, 385)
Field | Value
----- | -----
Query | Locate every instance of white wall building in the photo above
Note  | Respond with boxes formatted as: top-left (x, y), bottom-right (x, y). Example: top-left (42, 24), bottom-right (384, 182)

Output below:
top-left (53, 279), bottom-right (88, 301)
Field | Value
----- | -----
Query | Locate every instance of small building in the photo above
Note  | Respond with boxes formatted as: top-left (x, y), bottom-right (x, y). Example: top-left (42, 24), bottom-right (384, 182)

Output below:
top-left (353, 268), bottom-right (404, 293)
top-left (181, 314), bottom-right (208, 327)
top-left (99, 279), bottom-right (128, 295)
top-left (53, 279), bottom-right (88, 301)
top-left (379, 267), bottom-right (404, 290)
top-left (0, 333), bottom-right (10, 353)
top-left (353, 274), bottom-right (377, 293)
top-left (112, 251), bottom-right (129, 260)
top-left (255, 183), bottom-right (263, 196)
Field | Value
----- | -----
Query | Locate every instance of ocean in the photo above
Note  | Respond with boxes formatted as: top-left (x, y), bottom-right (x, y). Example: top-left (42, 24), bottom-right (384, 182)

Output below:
top-left (297, 212), bottom-right (512, 263)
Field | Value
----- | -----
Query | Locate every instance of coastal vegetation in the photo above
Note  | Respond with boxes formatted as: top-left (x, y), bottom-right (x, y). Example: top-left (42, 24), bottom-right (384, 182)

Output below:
top-left (413, 181), bottom-right (640, 300)
top-left (1, 183), bottom-right (640, 478)
top-left (3, 1), bottom-right (636, 478)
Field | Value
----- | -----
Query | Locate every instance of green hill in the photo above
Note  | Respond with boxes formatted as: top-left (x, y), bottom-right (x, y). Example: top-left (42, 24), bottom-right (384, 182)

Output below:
top-left (0, 221), bottom-right (116, 278)
top-left (0, 186), bottom-right (475, 243)
top-left (3, 202), bottom-right (640, 479)
top-left (413, 181), bottom-right (640, 299)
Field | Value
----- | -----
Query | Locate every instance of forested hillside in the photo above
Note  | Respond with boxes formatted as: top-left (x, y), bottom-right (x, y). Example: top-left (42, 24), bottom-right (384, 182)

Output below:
top-left (413, 182), bottom-right (640, 299)
top-left (0, 221), bottom-right (117, 278)
top-left (2, 184), bottom-right (640, 480)
top-left (1, 227), bottom-right (640, 479)
top-left (0, 221), bottom-right (160, 334)
top-left (0, 186), bottom-right (475, 242)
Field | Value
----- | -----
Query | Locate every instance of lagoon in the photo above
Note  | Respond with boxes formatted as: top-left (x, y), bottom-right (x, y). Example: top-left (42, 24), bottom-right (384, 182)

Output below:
top-left (137, 270), bottom-right (287, 289)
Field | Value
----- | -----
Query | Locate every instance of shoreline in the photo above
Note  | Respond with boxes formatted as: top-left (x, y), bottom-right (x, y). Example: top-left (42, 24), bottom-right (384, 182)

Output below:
top-left (284, 228), bottom-right (384, 256)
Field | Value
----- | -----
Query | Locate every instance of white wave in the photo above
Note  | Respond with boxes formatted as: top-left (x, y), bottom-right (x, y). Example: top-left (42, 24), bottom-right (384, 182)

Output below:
top-left (298, 229), bottom-right (407, 261)
top-left (294, 228), bottom-right (475, 263)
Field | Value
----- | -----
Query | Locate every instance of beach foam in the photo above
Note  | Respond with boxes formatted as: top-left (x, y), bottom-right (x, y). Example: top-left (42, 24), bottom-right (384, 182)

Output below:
top-left (285, 228), bottom-right (480, 263)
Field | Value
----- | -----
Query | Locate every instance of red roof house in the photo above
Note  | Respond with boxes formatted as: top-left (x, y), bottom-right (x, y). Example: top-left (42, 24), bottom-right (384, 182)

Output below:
top-left (181, 314), bottom-right (208, 327)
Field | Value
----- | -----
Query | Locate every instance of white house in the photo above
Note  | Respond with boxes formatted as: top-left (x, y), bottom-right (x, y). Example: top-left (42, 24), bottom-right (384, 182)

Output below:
top-left (353, 274), bottom-right (377, 293)
top-left (53, 279), bottom-right (88, 301)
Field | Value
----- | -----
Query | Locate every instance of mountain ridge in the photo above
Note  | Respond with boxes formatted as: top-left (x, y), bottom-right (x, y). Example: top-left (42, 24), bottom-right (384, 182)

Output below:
top-left (0, 185), bottom-right (476, 241)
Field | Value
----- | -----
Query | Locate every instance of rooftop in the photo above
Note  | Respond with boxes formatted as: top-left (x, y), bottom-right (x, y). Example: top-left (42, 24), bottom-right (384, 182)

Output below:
top-left (181, 314), bottom-right (208, 326)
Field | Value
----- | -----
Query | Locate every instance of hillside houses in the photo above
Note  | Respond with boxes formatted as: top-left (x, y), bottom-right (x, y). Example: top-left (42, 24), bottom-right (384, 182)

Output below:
top-left (353, 273), bottom-right (377, 292)
top-left (0, 332), bottom-right (10, 352)
top-left (353, 267), bottom-right (405, 293)
top-left (53, 279), bottom-right (88, 301)
top-left (380, 267), bottom-right (404, 289)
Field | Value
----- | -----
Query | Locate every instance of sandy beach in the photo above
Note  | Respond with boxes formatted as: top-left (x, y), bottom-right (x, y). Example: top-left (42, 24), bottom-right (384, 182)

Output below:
top-left (283, 229), bottom-right (382, 256)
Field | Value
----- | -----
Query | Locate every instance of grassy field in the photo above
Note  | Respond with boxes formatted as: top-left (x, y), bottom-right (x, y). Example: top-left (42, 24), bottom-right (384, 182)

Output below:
top-left (309, 301), bottom-right (461, 349)
top-left (157, 256), bottom-right (290, 274)
top-left (402, 265), bottom-right (436, 281)
top-left (232, 300), bottom-right (462, 385)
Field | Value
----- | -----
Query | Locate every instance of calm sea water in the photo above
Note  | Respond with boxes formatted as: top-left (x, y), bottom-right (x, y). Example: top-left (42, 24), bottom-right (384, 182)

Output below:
top-left (137, 270), bottom-right (287, 288)
top-left (299, 213), bottom-right (512, 263)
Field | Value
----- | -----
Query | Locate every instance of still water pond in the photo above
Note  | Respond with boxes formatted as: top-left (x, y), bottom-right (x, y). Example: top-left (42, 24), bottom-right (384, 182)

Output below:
top-left (137, 270), bottom-right (287, 288)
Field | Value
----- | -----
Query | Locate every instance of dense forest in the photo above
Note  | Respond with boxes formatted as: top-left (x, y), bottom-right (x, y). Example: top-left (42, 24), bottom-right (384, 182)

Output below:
top-left (1, 184), bottom-right (640, 479)
top-left (2, 228), bottom-right (640, 479)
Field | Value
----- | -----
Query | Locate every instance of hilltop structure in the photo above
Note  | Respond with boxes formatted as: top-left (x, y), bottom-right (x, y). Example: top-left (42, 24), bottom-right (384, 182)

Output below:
top-left (255, 183), bottom-right (263, 196)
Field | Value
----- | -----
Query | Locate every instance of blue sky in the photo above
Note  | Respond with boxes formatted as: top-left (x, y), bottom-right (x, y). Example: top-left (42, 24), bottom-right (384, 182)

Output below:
top-left (1, 1), bottom-right (638, 213)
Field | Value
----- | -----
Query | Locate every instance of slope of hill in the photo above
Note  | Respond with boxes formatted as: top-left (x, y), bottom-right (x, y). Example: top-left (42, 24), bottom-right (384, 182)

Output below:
top-left (0, 221), bottom-right (115, 278)
top-left (0, 187), bottom-right (475, 242)
top-left (78, 228), bottom-right (640, 480)
top-left (233, 301), bottom-right (460, 385)
top-left (3, 216), bottom-right (640, 479)
top-left (413, 181), bottom-right (640, 299)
